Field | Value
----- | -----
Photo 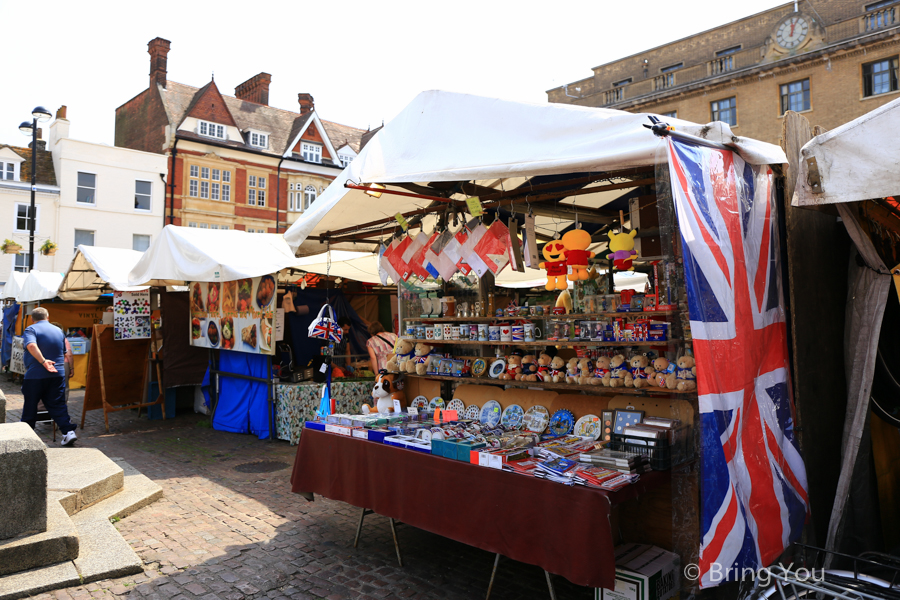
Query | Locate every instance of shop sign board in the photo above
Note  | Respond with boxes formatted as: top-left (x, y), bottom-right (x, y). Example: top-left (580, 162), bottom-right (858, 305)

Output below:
top-left (189, 276), bottom-right (276, 355)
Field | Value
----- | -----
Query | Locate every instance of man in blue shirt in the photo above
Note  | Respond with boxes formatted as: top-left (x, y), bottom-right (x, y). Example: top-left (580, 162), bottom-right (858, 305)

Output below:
top-left (21, 307), bottom-right (77, 446)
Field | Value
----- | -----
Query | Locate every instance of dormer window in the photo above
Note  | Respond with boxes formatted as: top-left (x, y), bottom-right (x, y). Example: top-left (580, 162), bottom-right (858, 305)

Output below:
top-left (2, 161), bottom-right (19, 181)
top-left (198, 120), bottom-right (226, 140)
top-left (339, 154), bottom-right (353, 167)
top-left (301, 142), bottom-right (322, 164)
top-left (249, 132), bottom-right (269, 148)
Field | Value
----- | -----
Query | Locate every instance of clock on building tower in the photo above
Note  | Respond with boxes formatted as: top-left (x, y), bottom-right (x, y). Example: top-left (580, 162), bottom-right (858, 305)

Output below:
top-left (775, 15), bottom-right (809, 50)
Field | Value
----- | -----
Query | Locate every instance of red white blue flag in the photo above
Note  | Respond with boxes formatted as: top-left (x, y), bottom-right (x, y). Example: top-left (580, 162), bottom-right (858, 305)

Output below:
top-left (667, 139), bottom-right (809, 588)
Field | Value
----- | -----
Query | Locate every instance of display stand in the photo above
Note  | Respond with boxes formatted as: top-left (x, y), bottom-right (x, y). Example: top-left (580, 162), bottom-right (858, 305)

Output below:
top-left (81, 324), bottom-right (159, 432)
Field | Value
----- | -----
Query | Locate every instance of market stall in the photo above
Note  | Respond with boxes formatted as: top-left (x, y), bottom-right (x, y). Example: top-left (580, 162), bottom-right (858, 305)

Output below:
top-left (283, 90), bottom-right (804, 593)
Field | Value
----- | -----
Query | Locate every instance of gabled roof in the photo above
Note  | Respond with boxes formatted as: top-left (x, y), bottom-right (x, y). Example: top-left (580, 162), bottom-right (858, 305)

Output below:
top-left (358, 125), bottom-right (383, 152)
top-left (181, 80), bottom-right (238, 127)
top-left (0, 144), bottom-right (57, 186)
top-left (281, 111), bottom-right (342, 163)
top-left (158, 81), bottom-right (364, 160)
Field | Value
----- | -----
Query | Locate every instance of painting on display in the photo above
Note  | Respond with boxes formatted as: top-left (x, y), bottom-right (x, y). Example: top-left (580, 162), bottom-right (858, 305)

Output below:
top-left (189, 275), bottom-right (276, 355)
top-left (113, 290), bottom-right (152, 340)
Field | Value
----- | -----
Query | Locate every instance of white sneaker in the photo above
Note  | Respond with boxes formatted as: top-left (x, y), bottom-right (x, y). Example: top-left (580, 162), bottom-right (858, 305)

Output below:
top-left (60, 431), bottom-right (77, 446)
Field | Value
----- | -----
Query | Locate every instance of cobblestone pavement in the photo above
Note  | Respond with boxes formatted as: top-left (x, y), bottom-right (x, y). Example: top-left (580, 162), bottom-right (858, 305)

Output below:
top-left (1, 378), bottom-right (594, 600)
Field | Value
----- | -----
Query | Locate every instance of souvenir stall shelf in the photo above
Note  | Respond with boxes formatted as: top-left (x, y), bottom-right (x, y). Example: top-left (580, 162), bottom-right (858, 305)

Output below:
top-left (275, 380), bottom-right (376, 444)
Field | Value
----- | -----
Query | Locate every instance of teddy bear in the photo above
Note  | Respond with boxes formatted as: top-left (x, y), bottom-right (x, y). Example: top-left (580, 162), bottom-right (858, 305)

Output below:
top-left (516, 354), bottom-right (538, 382)
top-left (590, 356), bottom-right (612, 386)
top-left (607, 229), bottom-right (638, 271)
top-left (651, 357), bottom-right (676, 388)
top-left (608, 354), bottom-right (633, 388)
top-left (539, 240), bottom-right (568, 291)
top-left (669, 355), bottom-right (697, 391)
top-left (562, 229), bottom-right (596, 281)
top-left (387, 338), bottom-right (415, 373)
top-left (549, 355), bottom-right (567, 383)
top-left (405, 342), bottom-right (436, 376)
top-left (628, 354), bottom-right (655, 388)
top-left (576, 357), bottom-right (594, 385)
top-left (535, 347), bottom-right (557, 382)
top-left (501, 350), bottom-right (524, 381)
top-left (565, 357), bottom-right (581, 384)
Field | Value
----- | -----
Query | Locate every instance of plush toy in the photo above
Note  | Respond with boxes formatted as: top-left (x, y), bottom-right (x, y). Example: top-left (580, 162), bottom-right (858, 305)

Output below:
top-left (405, 342), bottom-right (437, 375)
top-left (550, 355), bottom-right (567, 383)
top-left (652, 357), bottom-right (676, 388)
top-left (371, 370), bottom-right (406, 413)
top-left (555, 289), bottom-right (573, 314)
top-left (628, 355), bottom-right (655, 388)
top-left (517, 354), bottom-right (538, 382)
top-left (501, 350), bottom-right (524, 381)
top-left (565, 357), bottom-right (580, 384)
top-left (539, 240), bottom-right (568, 291)
top-left (562, 229), bottom-right (596, 281)
top-left (590, 356), bottom-right (612, 386)
top-left (608, 354), bottom-right (633, 388)
top-left (576, 357), bottom-right (594, 385)
top-left (669, 355), bottom-right (697, 391)
top-left (535, 347), bottom-right (557, 382)
top-left (607, 229), bottom-right (638, 271)
top-left (387, 338), bottom-right (415, 373)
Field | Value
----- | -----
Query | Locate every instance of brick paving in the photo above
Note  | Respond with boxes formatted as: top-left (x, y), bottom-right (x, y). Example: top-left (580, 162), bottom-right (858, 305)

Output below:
top-left (1, 378), bottom-right (594, 600)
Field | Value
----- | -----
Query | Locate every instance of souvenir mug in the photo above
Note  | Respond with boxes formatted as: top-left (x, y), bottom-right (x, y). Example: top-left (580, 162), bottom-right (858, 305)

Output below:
top-left (469, 324), bottom-right (479, 340)
top-left (478, 324), bottom-right (489, 341)
top-left (511, 324), bottom-right (525, 342)
top-left (524, 322), bottom-right (542, 342)
top-left (500, 324), bottom-right (512, 342)
top-left (416, 326), bottom-right (426, 339)
top-left (458, 325), bottom-right (469, 340)
top-left (406, 324), bottom-right (416, 338)
top-left (451, 326), bottom-right (460, 340)
top-left (489, 325), bottom-right (501, 341)
top-left (443, 324), bottom-right (453, 340)
top-left (425, 327), bottom-right (435, 340)
top-left (433, 324), bottom-right (443, 340)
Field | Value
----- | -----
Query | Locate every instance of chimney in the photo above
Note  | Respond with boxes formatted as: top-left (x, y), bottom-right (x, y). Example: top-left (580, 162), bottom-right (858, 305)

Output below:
top-left (298, 93), bottom-right (315, 115)
top-left (148, 37), bottom-right (171, 89)
top-left (29, 130), bottom-right (46, 151)
top-left (49, 106), bottom-right (70, 147)
top-left (235, 73), bottom-right (272, 105)
top-left (56, 105), bottom-right (67, 120)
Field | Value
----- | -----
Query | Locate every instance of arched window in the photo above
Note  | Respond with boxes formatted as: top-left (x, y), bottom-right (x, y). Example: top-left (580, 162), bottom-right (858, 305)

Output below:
top-left (304, 185), bottom-right (317, 210)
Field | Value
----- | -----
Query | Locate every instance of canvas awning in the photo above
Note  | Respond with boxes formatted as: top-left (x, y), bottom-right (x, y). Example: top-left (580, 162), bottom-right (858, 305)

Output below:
top-left (793, 96), bottom-right (900, 207)
top-left (1, 272), bottom-right (27, 300)
top-left (58, 246), bottom-right (149, 301)
top-left (16, 271), bottom-right (64, 303)
top-left (284, 90), bottom-right (787, 253)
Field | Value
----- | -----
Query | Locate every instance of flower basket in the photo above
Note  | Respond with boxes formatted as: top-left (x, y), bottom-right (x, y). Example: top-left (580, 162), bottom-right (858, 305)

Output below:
top-left (2, 242), bottom-right (22, 255)
top-left (42, 247), bottom-right (57, 256)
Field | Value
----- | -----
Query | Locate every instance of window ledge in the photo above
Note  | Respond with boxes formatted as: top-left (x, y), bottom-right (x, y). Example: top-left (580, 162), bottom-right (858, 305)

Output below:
top-left (861, 88), bottom-right (900, 101)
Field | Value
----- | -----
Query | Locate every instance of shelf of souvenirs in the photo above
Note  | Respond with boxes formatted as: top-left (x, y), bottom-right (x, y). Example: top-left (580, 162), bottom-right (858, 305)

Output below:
top-left (406, 373), bottom-right (698, 398)
top-left (402, 310), bottom-right (679, 323)
top-left (401, 338), bottom-right (680, 347)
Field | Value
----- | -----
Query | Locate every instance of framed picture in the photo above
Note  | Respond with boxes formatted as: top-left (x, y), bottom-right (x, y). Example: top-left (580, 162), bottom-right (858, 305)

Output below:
top-left (613, 409), bottom-right (645, 435)
top-left (601, 410), bottom-right (614, 442)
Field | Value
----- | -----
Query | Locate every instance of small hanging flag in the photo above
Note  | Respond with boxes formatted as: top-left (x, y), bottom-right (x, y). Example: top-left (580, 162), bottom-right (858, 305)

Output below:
top-left (466, 196), bottom-right (484, 217)
top-left (395, 213), bottom-right (409, 231)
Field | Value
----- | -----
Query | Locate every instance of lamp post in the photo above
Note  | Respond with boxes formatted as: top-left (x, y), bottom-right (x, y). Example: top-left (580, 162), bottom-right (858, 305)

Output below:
top-left (18, 106), bottom-right (52, 274)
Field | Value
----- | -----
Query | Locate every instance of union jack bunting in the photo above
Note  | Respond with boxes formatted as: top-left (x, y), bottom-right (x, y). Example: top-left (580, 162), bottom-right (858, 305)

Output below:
top-left (667, 139), bottom-right (809, 588)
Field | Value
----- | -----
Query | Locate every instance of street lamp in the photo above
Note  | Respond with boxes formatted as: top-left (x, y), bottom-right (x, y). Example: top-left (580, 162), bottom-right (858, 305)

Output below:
top-left (18, 106), bottom-right (52, 273)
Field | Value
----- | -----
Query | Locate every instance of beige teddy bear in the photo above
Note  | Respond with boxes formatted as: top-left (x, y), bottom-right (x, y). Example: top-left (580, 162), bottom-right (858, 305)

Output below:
top-left (628, 354), bottom-right (655, 388)
top-left (608, 354), bottom-right (632, 388)
top-left (651, 357), bottom-right (674, 388)
top-left (669, 355), bottom-right (697, 391)
top-left (405, 342), bottom-right (435, 375)
top-left (565, 357), bottom-right (581, 384)
top-left (590, 356), bottom-right (612, 386)
top-left (517, 354), bottom-right (538, 382)
top-left (501, 351), bottom-right (523, 381)
top-left (550, 356), bottom-right (568, 383)
top-left (387, 338), bottom-right (415, 373)
top-left (576, 357), bottom-right (594, 385)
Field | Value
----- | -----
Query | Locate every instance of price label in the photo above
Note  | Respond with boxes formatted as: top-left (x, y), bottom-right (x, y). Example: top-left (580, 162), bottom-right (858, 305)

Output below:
top-left (407, 406), bottom-right (418, 415)
top-left (478, 452), bottom-right (491, 467)
top-left (319, 363), bottom-right (328, 373)
top-left (466, 196), bottom-right (484, 217)
top-left (393, 399), bottom-right (402, 414)
top-left (395, 213), bottom-right (409, 231)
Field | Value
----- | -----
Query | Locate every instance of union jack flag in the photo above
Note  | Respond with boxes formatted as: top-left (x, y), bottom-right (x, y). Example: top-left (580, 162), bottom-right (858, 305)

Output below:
top-left (310, 319), bottom-right (342, 343)
top-left (667, 139), bottom-right (809, 588)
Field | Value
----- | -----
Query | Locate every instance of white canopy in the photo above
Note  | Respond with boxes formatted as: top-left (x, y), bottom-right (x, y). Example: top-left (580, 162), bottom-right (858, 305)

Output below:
top-left (58, 246), bottom-right (148, 301)
top-left (793, 96), bottom-right (900, 206)
top-left (2, 272), bottom-right (27, 300)
top-left (284, 90), bottom-right (788, 252)
top-left (128, 226), bottom-right (304, 285)
top-left (16, 271), bottom-right (64, 303)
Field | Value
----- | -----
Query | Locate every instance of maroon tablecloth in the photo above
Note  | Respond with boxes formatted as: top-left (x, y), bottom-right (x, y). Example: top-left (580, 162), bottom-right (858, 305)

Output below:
top-left (290, 428), bottom-right (669, 588)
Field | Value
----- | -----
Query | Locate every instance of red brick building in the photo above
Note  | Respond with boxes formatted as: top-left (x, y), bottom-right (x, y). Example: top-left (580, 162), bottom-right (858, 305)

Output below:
top-left (115, 37), bottom-right (365, 233)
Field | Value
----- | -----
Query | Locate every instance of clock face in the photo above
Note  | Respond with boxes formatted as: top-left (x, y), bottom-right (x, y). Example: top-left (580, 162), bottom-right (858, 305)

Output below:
top-left (776, 16), bottom-right (809, 49)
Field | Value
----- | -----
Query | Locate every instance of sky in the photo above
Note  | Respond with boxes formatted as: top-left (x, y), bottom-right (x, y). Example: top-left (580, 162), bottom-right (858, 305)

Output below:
top-left (0, 0), bottom-right (787, 146)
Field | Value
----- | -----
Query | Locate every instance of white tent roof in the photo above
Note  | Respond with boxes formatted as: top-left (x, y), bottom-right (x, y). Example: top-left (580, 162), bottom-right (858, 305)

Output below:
top-left (128, 226), bottom-right (305, 285)
top-left (16, 271), bottom-right (64, 303)
top-left (793, 96), bottom-right (900, 207)
top-left (284, 90), bottom-right (787, 252)
top-left (2, 272), bottom-right (27, 300)
top-left (58, 246), bottom-right (148, 301)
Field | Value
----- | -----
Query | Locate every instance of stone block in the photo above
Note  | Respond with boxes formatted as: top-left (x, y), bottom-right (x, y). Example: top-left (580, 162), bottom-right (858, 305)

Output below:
top-left (47, 448), bottom-right (124, 511)
top-left (0, 493), bottom-right (78, 576)
top-left (0, 424), bottom-right (47, 540)
top-left (72, 517), bottom-right (143, 583)
top-left (0, 561), bottom-right (80, 600)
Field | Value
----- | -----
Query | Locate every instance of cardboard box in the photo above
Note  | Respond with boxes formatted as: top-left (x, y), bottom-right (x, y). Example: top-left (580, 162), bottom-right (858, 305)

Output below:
top-left (598, 544), bottom-right (680, 600)
top-left (456, 441), bottom-right (485, 461)
top-left (304, 420), bottom-right (326, 432)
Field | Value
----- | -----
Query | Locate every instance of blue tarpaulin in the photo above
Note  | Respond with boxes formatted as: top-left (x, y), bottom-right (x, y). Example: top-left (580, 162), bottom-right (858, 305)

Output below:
top-left (2, 303), bottom-right (20, 367)
top-left (212, 350), bottom-right (271, 439)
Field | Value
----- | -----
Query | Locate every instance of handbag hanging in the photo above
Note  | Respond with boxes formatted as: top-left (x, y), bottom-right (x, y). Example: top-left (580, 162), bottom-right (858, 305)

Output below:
top-left (308, 303), bottom-right (343, 343)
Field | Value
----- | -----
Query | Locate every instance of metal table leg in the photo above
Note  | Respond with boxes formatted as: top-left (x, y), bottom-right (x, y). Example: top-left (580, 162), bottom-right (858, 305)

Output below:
top-left (352, 508), bottom-right (403, 568)
top-left (544, 570), bottom-right (558, 600)
top-left (485, 553), bottom-right (501, 600)
top-left (389, 518), bottom-right (403, 567)
top-left (353, 507), bottom-right (372, 548)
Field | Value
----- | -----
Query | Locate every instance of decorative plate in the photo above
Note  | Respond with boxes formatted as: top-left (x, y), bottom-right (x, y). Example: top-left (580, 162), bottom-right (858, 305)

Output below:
top-left (574, 414), bottom-right (602, 440)
top-left (500, 404), bottom-right (525, 429)
top-left (429, 397), bottom-right (445, 410)
top-left (480, 400), bottom-right (502, 428)
top-left (522, 405), bottom-right (550, 433)
top-left (548, 409), bottom-right (575, 437)
top-left (472, 358), bottom-right (488, 378)
top-left (464, 404), bottom-right (480, 420)
top-left (488, 359), bottom-right (507, 379)
top-left (410, 396), bottom-right (429, 411)
top-left (446, 398), bottom-right (465, 415)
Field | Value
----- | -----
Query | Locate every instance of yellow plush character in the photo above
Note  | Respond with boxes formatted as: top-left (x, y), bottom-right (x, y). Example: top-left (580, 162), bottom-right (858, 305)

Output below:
top-left (539, 240), bottom-right (568, 291)
top-left (562, 229), bottom-right (596, 281)
top-left (607, 229), bottom-right (638, 271)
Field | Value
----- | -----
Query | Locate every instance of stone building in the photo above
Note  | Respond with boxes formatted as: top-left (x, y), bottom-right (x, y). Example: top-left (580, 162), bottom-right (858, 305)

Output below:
top-left (548, 0), bottom-right (900, 143)
top-left (115, 38), bottom-right (366, 233)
